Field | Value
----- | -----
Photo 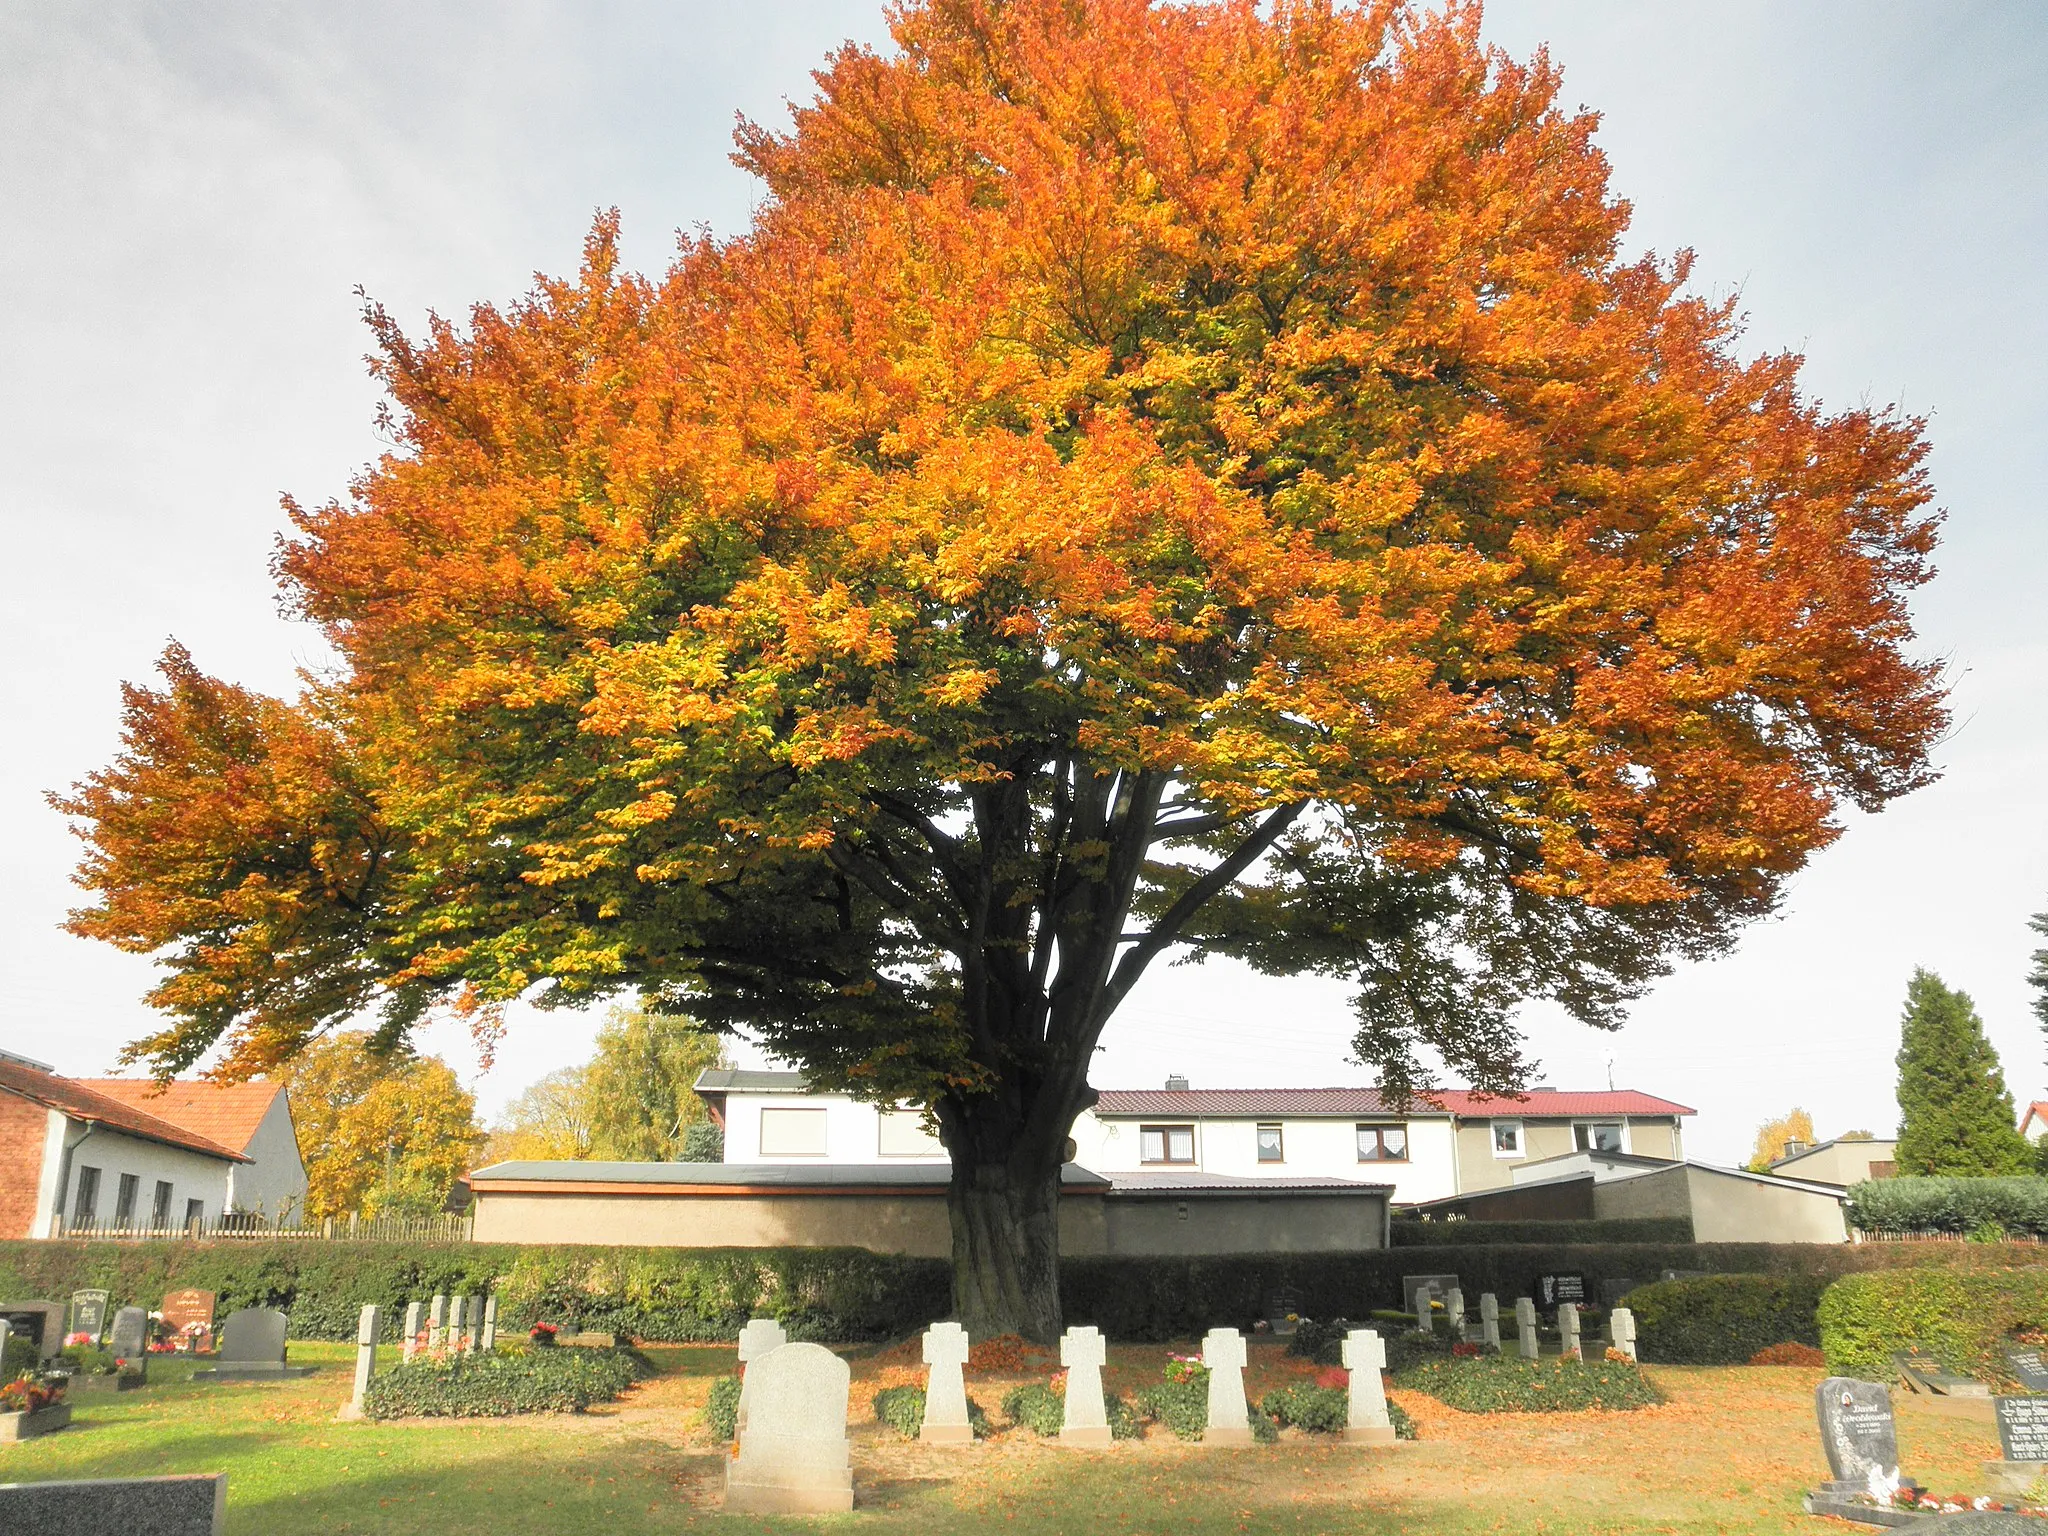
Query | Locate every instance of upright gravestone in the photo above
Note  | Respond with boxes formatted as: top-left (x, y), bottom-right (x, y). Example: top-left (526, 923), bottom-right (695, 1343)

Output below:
top-left (1514, 1298), bottom-right (1539, 1361)
top-left (69, 1289), bottom-right (111, 1344)
top-left (0, 1302), bottom-right (67, 1361)
top-left (1815, 1377), bottom-right (1901, 1488)
top-left (480, 1295), bottom-right (498, 1353)
top-left (722, 1343), bottom-right (854, 1514)
top-left (1608, 1307), bottom-right (1638, 1363)
top-left (1058, 1326), bottom-right (1111, 1447)
top-left (1478, 1293), bottom-right (1501, 1354)
top-left (735, 1318), bottom-right (790, 1436)
top-left (1202, 1328), bottom-right (1253, 1447)
top-left (2009, 1349), bottom-right (2048, 1394)
top-left (109, 1306), bottom-right (150, 1377)
top-left (919, 1322), bottom-right (973, 1445)
top-left (1406, 1281), bottom-right (1437, 1334)
top-left (1443, 1287), bottom-right (1466, 1341)
top-left (402, 1301), bottom-right (424, 1363)
top-left (194, 1307), bottom-right (315, 1380)
top-left (342, 1303), bottom-right (383, 1420)
top-left (428, 1294), bottom-right (448, 1352)
top-left (1341, 1328), bottom-right (1395, 1445)
top-left (450, 1294), bottom-right (470, 1354)
top-left (161, 1289), bottom-right (216, 1354)
top-left (1997, 1396), bottom-right (2048, 1465)
top-left (1557, 1302), bottom-right (1582, 1363)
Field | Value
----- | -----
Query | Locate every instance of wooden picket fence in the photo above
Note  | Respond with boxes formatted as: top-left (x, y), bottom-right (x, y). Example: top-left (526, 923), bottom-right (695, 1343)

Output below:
top-left (53, 1212), bottom-right (474, 1244)
top-left (1851, 1228), bottom-right (2045, 1244)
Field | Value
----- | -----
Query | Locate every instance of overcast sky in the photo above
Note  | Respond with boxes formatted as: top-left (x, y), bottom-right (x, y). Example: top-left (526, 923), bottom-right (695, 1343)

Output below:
top-left (3, 1), bottom-right (2043, 1166)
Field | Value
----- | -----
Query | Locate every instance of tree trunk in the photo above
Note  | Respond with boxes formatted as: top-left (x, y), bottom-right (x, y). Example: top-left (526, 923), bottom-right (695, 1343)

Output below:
top-left (941, 1086), bottom-right (1072, 1343)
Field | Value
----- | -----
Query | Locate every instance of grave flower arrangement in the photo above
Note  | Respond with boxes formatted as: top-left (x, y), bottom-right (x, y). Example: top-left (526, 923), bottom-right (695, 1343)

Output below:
top-left (0, 1375), bottom-right (62, 1414)
top-left (1162, 1353), bottom-right (1208, 1386)
top-left (528, 1322), bottom-right (558, 1348)
top-left (1887, 1487), bottom-right (2044, 1516)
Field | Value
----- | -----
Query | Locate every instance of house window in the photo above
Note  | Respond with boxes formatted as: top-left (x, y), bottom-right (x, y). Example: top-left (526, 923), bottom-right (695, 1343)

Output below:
top-left (71, 1165), bottom-right (102, 1229)
top-left (1492, 1121), bottom-right (1524, 1157)
top-left (877, 1110), bottom-right (943, 1157)
top-left (759, 1107), bottom-right (829, 1157)
top-left (184, 1198), bottom-right (205, 1232)
top-left (1139, 1125), bottom-right (1196, 1164)
top-left (1575, 1122), bottom-right (1625, 1153)
top-left (151, 1181), bottom-right (174, 1229)
top-left (1356, 1124), bottom-right (1409, 1162)
top-left (114, 1173), bottom-right (140, 1226)
top-left (1257, 1124), bottom-right (1285, 1163)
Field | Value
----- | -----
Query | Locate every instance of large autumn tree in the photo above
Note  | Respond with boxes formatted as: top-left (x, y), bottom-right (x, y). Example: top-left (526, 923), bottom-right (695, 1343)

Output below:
top-left (57, 0), bottom-right (1946, 1339)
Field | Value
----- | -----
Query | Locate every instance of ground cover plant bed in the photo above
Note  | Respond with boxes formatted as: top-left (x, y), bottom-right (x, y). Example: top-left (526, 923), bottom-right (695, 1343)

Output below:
top-left (872, 1383), bottom-right (990, 1438)
top-left (1399, 1353), bottom-right (1662, 1414)
top-left (360, 1346), bottom-right (650, 1420)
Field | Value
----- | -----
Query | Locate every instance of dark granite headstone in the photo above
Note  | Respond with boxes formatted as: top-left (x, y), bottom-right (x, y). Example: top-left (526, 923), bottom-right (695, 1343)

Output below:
top-left (109, 1306), bottom-right (149, 1363)
top-left (1896, 1349), bottom-right (1991, 1397)
top-left (192, 1308), bottom-right (313, 1380)
top-left (1537, 1273), bottom-right (1587, 1308)
top-left (1816, 1377), bottom-right (1900, 1485)
top-left (2009, 1350), bottom-right (2048, 1394)
top-left (1997, 1396), bottom-right (2048, 1462)
top-left (68, 1289), bottom-right (110, 1343)
top-left (0, 1473), bottom-right (225, 1535)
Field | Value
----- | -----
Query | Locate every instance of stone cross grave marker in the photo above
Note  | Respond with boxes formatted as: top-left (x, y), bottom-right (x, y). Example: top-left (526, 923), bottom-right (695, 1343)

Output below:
top-left (481, 1295), bottom-right (498, 1353)
top-left (469, 1296), bottom-right (486, 1351)
top-left (450, 1294), bottom-right (470, 1354)
top-left (1557, 1302), bottom-right (1582, 1362)
top-left (723, 1342), bottom-right (854, 1514)
top-left (161, 1288), bottom-right (216, 1353)
top-left (1478, 1293), bottom-right (1501, 1353)
top-left (1608, 1307), bottom-right (1638, 1363)
top-left (1815, 1377), bottom-right (1900, 1489)
top-left (920, 1322), bottom-right (973, 1444)
top-left (1514, 1297), bottom-right (1539, 1361)
top-left (2010, 1350), bottom-right (2048, 1394)
top-left (1202, 1327), bottom-right (1253, 1446)
top-left (1406, 1281), bottom-right (1437, 1334)
top-left (69, 1288), bottom-right (110, 1344)
top-left (1997, 1396), bottom-right (2048, 1465)
top-left (344, 1303), bottom-right (383, 1420)
top-left (1341, 1328), bottom-right (1394, 1444)
top-left (109, 1306), bottom-right (150, 1363)
top-left (735, 1318), bottom-right (790, 1435)
top-left (1058, 1326), bottom-right (1111, 1446)
top-left (428, 1295), bottom-right (448, 1351)
top-left (1444, 1287), bottom-right (1466, 1341)
top-left (402, 1301), bottom-right (423, 1362)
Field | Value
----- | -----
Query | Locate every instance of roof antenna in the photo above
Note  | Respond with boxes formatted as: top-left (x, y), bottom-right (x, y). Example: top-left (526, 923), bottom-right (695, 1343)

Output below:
top-left (1606, 1058), bottom-right (1615, 1092)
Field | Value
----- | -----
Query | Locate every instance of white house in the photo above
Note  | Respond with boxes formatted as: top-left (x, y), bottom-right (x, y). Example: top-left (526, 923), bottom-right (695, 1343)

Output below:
top-left (693, 1069), bottom-right (1692, 1207)
top-left (0, 1051), bottom-right (246, 1239)
top-left (83, 1076), bottom-right (308, 1221)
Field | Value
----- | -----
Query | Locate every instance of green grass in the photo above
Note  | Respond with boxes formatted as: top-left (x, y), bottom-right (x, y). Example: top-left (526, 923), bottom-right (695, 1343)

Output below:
top-left (0, 1344), bottom-right (2013, 1533)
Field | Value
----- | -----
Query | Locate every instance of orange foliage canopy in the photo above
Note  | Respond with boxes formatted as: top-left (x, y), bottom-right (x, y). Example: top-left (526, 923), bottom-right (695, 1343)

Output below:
top-left (61, 0), bottom-right (1943, 1116)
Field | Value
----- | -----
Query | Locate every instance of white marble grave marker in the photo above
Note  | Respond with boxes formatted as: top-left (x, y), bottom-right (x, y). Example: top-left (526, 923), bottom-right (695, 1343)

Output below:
top-left (1514, 1297), bottom-right (1539, 1361)
top-left (1444, 1287), bottom-right (1466, 1341)
top-left (723, 1342), bottom-right (854, 1515)
top-left (1202, 1327), bottom-right (1253, 1446)
top-left (920, 1322), bottom-right (973, 1444)
top-left (1058, 1326), bottom-right (1111, 1447)
top-left (735, 1318), bottom-right (789, 1435)
top-left (480, 1295), bottom-right (498, 1353)
top-left (450, 1294), bottom-right (470, 1354)
top-left (1342, 1328), bottom-right (1395, 1444)
top-left (1479, 1293), bottom-right (1501, 1353)
top-left (1558, 1302), bottom-right (1582, 1362)
top-left (343, 1303), bottom-right (382, 1420)
top-left (402, 1301), bottom-right (423, 1363)
top-left (1609, 1307), bottom-right (1638, 1363)
top-left (428, 1294), bottom-right (447, 1351)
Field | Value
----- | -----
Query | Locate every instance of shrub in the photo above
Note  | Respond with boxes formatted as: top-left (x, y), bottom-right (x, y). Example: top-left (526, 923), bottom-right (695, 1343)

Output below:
top-left (1261, 1383), bottom-right (1347, 1433)
top-left (1001, 1382), bottom-right (1065, 1436)
top-left (1846, 1178), bottom-right (2048, 1238)
top-left (1, 1335), bottom-right (37, 1380)
top-left (58, 1345), bottom-right (121, 1376)
top-left (1391, 1219), bottom-right (1693, 1246)
top-left (1398, 1354), bottom-right (1660, 1413)
top-left (704, 1374), bottom-right (742, 1440)
top-left (1388, 1400), bottom-right (1418, 1440)
top-left (1286, 1317), bottom-right (1356, 1365)
top-left (1819, 1268), bottom-right (2048, 1385)
top-left (873, 1384), bottom-right (990, 1439)
top-left (1134, 1375), bottom-right (1208, 1441)
top-left (1621, 1274), bottom-right (1828, 1365)
top-left (1750, 1342), bottom-right (1827, 1366)
top-left (361, 1346), bottom-right (647, 1419)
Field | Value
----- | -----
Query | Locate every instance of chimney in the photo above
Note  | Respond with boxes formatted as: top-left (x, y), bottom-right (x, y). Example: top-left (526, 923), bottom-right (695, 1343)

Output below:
top-left (1164, 1074), bottom-right (1190, 1091)
top-left (1782, 1138), bottom-right (1809, 1159)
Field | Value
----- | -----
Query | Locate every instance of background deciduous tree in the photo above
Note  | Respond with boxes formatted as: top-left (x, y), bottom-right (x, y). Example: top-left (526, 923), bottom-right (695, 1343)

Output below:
top-left (56, 0), bottom-right (1948, 1337)
top-left (277, 1032), bottom-right (482, 1218)
top-left (1746, 1108), bottom-right (1815, 1173)
top-left (1894, 969), bottom-right (2032, 1177)
top-left (484, 1004), bottom-right (727, 1162)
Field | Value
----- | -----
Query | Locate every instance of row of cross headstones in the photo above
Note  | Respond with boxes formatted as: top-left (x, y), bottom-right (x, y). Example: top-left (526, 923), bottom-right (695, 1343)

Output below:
top-left (398, 1293), bottom-right (497, 1362)
top-left (1406, 1281), bottom-right (1636, 1363)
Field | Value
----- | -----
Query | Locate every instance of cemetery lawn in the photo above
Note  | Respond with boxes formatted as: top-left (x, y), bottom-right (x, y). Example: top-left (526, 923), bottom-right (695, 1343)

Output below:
top-left (0, 1341), bottom-right (2008, 1534)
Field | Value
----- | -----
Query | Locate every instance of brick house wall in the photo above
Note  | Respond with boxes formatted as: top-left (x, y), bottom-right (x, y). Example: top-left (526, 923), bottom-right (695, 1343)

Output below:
top-left (0, 1090), bottom-right (52, 1239)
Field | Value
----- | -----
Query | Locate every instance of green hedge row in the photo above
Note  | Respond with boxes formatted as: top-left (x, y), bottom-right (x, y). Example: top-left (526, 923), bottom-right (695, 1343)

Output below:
top-left (1620, 1274), bottom-right (1829, 1364)
top-left (1396, 1354), bottom-right (1661, 1412)
top-left (1390, 1218), bottom-right (1694, 1247)
top-left (1845, 1178), bottom-right (2048, 1237)
top-left (1818, 1268), bottom-right (2048, 1385)
top-left (9, 1237), bottom-right (2047, 1346)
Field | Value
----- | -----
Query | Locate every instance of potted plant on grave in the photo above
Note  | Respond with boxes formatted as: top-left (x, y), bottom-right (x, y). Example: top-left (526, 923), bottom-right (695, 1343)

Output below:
top-left (0, 1373), bottom-right (72, 1442)
top-left (528, 1322), bottom-right (558, 1349)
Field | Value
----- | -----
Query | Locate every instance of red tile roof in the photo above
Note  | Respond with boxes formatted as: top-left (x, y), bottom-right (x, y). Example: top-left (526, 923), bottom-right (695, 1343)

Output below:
top-left (1090, 1087), bottom-right (1694, 1118)
top-left (82, 1078), bottom-right (284, 1156)
top-left (0, 1059), bottom-right (246, 1161)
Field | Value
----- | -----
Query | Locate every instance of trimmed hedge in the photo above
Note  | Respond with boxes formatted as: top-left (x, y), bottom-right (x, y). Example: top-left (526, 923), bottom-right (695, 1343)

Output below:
top-left (1846, 1178), bottom-right (2048, 1238)
top-left (1398, 1354), bottom-right (1661, 1412)
top-left (704, 1374), bottom-right (742, 1440)
top-left (1621, 1274), bottom-right (1829, 1364)
top-left (1818, 1268), bottom-right (2048, 1385)
top-left (1391, 1219), bottom-right (1693, 1247)
top-left (361, 1346), bottom-right (647, 1419)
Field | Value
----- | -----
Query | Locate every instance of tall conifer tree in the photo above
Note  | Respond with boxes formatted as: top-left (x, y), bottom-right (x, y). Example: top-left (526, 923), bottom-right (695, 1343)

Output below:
top-left (1894, 969), bottom-right (2032, 1175)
